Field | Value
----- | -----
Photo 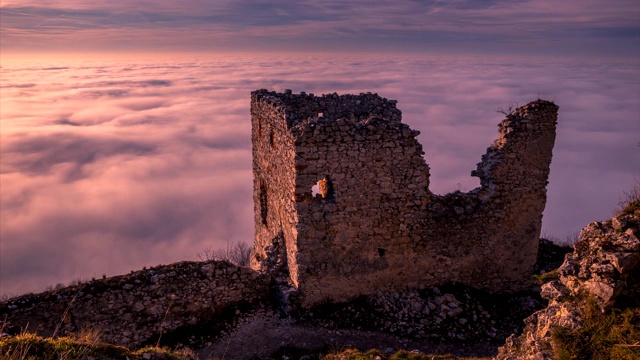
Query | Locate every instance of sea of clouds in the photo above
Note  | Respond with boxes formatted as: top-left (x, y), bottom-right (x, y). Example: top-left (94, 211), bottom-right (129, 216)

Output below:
top-left (1, 54), bottom-right (638, 296)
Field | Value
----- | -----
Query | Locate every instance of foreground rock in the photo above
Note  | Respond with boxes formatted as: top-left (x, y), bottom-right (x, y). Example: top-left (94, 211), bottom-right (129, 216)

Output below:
top-left (496, 202), bottom-right (640, 359)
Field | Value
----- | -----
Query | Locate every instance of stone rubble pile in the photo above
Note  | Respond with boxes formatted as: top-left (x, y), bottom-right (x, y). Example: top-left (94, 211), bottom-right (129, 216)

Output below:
top-left (301, 285), bottom-right (544, 345)
top-left (0, 260), bottom-right (271, 347)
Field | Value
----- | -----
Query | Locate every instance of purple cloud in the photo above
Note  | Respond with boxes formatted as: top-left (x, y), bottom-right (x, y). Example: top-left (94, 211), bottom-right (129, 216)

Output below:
top-left (0, 54), bottom-right (638, 297)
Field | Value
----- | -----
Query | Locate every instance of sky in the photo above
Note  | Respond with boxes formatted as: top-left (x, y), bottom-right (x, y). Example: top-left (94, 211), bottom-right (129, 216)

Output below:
top-left (1, 1), bottom-right (639, 297)
top-left (1, 0), bottom-right (639, 57)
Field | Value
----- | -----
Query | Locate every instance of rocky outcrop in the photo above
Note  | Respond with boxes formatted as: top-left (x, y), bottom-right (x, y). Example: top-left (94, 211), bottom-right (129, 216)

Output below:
top-left (496, 203), bottom-right (640, 359)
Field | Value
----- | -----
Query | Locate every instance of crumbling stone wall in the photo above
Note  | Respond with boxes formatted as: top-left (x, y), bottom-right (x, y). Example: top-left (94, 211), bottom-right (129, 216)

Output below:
top-left (251, 89), bottom-right (558, 307)
top-left (428, 101), bottom-right (558, 292)
top-left (0, 260), bottom-right (271, 347)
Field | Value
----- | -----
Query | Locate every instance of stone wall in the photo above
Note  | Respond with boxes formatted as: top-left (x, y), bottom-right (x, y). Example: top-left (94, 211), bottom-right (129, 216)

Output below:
top-left (428, 100), bottom-right (558, 292)
top-left (0, 260), bottom-right (271, 347)
top-left (251, 89), bottom-right (558, 307)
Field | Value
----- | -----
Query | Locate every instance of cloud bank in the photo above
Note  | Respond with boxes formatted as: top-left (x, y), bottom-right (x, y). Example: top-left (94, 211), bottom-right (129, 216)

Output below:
top-left (2, 0), bottom-right (638, 57)
top-left (1, 54), bottom-right (638, 296)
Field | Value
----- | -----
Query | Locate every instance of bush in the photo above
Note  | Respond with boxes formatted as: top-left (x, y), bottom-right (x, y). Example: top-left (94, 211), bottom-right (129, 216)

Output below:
top-left (196, 241), bottom-right (251, 266)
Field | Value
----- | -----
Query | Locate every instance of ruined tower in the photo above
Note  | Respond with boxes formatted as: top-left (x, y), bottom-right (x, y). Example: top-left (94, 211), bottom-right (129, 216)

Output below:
top-left (251, 89), bottom-right (558, 307)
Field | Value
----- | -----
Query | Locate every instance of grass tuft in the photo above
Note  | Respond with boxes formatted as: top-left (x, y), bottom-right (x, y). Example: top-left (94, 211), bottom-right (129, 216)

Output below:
top-left (321, 348), bottom-right (490, 360)
top-left (615, 179), bottom-right (640, 216)
top-left (323, 348), bottom-right (386, 360)
top-left (551, 297), bottom-right (640, 360)
top-left (533, 268), bottom-right (560, 285)
top-left (0, 332), bottom-right (196, 360)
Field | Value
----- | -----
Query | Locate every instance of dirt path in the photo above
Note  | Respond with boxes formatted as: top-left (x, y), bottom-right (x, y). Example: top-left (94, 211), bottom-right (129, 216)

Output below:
top-left (198, 311), bottom-right (497, 360)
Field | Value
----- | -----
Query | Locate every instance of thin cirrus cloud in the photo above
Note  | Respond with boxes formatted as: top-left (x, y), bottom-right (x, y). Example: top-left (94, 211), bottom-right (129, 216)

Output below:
top-left (1, 54), bottom-right (639, 298)
top-left (1, 0), bottom-right (638, 56)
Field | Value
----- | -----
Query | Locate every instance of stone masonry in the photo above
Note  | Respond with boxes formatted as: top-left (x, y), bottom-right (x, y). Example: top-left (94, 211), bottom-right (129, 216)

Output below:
top-left (250, 89), bottom-right (558, 307)
top-left (0, 260), bottom-right (271, 347)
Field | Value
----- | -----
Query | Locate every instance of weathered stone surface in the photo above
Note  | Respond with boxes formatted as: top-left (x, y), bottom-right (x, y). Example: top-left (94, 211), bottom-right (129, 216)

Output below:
top-left (250, 89), bottom-right (558, 307)
top-left (296, 284), bottom-right (544, 346)
top-left (0, 261), bottom-right (271, 347)
top-left (557, 216), bottom-right (640, 309)
top-left (540, 281), bottom-right (569, 301)
top-left (495, 206), bottom-right (640, 359)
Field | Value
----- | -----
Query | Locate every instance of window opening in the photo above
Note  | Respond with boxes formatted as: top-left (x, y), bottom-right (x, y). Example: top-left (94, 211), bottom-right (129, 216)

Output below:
top-left (312, 176), bottom-right (334, 199)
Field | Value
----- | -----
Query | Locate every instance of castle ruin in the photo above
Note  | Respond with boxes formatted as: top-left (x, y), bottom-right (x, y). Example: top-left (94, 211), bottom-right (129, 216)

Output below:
top-left (250, 89), bottom-right (558, 307)
top-left (0, 90), bottom-right (559, 348)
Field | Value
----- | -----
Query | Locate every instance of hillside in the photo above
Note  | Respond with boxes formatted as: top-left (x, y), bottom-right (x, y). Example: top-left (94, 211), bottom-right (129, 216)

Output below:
top-left (1, 196), bottom-right (638, 359)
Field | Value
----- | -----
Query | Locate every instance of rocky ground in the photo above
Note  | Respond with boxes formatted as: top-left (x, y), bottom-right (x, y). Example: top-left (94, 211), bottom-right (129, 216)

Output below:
top-left (12, 207), bottom-right (638, 360)
top-left (496, 199), bottom-right (640, 359)
top-left (4, 189), bottom-right (638, 360)
top-left (141, 238), bottom-right (572, 360)
top-left (0, 236), bottom-right (578, 360)
top-left (6, 223), bottom-right (636, 360)
top-left (193, 206), bottom-right (639, 360)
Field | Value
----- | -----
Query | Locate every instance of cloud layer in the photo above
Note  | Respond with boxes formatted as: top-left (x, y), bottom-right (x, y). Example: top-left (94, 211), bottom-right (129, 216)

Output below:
top-left (2, 0), bottom-right (638, 56)
top-left (1, 54), bottom-right (638, 296)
